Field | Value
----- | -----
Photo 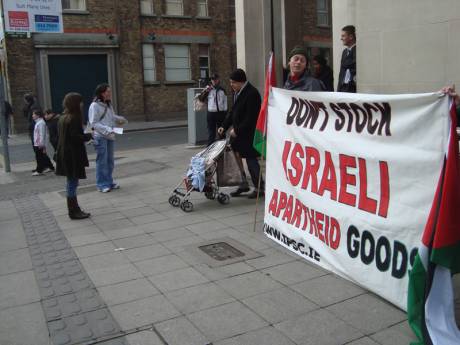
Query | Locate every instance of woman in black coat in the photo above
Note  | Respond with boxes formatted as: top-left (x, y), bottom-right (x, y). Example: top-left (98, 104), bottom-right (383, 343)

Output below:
top-left (55, 93), bottom-right (93, 220)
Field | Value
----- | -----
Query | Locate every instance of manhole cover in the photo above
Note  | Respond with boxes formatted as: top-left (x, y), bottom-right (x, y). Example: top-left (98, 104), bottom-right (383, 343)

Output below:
top-left (185, 237), bottom-right (264, 267)
top-left (199, 242), bottom-right (245, 261)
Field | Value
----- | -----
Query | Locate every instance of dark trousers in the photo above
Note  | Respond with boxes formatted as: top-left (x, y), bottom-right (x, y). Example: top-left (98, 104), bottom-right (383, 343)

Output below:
top-left (207, 111), bottom-right (226, 146)
top-left (246, 157), bottom-right (264, 191)
top-left (34, 146), bottom-right (54, 173)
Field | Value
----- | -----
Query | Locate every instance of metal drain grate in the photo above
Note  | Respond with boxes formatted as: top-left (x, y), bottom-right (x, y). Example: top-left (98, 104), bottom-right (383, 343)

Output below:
top-left (185, 237), bottom-right (263, 267)
top-left (199, 242), bottom-right (245, 261)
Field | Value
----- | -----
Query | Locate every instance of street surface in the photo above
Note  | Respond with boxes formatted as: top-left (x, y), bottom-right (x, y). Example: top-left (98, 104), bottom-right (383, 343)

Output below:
top-left (0, 127), bottom-right (457, 345)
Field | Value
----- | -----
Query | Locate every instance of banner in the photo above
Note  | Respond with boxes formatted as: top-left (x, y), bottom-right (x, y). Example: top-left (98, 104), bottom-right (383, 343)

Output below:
top-left (3, 0), bottom-right (63, 33)
top-left (264, 88), bottom-right (450, 310)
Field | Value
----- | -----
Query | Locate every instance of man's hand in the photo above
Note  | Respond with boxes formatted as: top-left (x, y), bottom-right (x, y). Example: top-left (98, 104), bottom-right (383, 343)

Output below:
top-left (441, 85), bottom-right (460, 106)
top-left (217, 127), bottom-right (224, 135)
top-left (229, 128), bottom-right (237, 138)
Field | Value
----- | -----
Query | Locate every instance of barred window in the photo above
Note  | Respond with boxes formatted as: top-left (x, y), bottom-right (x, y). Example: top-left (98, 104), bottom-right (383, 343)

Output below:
top-left (166, 0), bottom-right (183, 16)
top-left (199, 45), bottom-right (210, 78)
top-left (142, 44), bottom-right (156, 83)
top-left (164, 45), bottom-right (190, 81)
top-left (62, 0), bottom-right (86, 11)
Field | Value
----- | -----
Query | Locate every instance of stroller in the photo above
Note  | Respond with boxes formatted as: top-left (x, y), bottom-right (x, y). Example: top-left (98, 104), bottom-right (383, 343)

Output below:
top-left (168, 139), bottom-right (231, 212)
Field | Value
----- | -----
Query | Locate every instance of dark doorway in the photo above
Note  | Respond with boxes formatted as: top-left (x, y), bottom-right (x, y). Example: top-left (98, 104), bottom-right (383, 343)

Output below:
top-left (48, 54), bottom-right (108, 122)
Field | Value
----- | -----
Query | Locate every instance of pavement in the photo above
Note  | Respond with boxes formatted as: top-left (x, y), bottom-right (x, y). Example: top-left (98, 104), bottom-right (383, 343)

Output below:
top-left (0, 121), bottom-right (458, 345)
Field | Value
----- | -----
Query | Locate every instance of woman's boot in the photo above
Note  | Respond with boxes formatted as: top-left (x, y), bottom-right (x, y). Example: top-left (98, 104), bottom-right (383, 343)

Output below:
top-left (67, 197), bottom-right (90, 220)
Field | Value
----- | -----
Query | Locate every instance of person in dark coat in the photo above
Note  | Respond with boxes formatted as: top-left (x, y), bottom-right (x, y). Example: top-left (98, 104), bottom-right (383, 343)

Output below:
top-left (55, 93), bottom-right (93, 220)
top-left (1, 101), bottom-right (13, 137)
top-left (218, 69), bottom-right (263, 199)
top-left (284, 46), bottom-right (324, 91)
top-left (337, 25), bottom-right (357, 93)
top-left (312, 55), bottom-right (334, 92)
top-left (23, 93), bottom-right (40, 171)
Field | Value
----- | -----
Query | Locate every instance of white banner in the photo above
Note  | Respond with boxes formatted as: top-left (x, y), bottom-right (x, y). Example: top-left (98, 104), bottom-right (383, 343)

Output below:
top-left (3, 0), bottom-right (63, 33)
top-left (264, 88), bottom-right (450, 310)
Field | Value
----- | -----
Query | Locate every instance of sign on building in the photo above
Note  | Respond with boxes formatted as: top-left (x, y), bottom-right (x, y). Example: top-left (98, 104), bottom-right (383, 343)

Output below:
top-left (3, 0), bottom-right (63, 33)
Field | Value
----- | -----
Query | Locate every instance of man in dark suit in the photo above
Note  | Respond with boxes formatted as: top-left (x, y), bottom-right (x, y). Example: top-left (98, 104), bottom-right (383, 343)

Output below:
top-left (218, 69), bottom-right (263, 199)
top-left (337, 25), bottom-right (356, 93)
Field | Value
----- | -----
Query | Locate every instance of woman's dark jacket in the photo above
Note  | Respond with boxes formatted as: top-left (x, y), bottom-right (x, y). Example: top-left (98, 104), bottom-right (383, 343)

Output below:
top-left (315, 65), bottom-right (334, 91)
top-left (222, 82), bottom-right (261, 158)
top-left (55, 114), bottom-right (92, 179)
top-left (46, 114), bottom-right (60, 150)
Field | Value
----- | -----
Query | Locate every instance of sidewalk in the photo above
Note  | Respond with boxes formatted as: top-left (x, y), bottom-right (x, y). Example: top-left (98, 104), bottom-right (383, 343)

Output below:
top-left (0, 135), bottom-right (438, 345)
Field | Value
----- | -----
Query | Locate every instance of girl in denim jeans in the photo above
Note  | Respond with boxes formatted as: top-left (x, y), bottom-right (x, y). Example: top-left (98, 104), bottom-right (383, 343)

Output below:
top-left (88, 83), bottom-right (127, 193)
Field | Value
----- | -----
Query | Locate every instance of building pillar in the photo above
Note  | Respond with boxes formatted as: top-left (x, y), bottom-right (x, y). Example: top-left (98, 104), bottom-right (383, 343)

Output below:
top-left (235, 0), bottom-right (284, 92)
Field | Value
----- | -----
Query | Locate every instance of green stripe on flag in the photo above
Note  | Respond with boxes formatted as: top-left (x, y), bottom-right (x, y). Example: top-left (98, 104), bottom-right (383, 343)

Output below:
top-left (253, 129), bottom-right (266, 157)
top-left (431, 243), bottom-right (460, 273)
top-left (407, 254), bottom-right (427, 345)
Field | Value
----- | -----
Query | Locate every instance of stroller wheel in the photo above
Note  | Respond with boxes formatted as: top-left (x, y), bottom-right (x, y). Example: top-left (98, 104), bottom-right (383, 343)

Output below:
top-left (217, 193), bottom-right (230, 205)
top-left (168, 195), bottom-right (181, 207)
top-left (180, 200), bottom-right (194, 212)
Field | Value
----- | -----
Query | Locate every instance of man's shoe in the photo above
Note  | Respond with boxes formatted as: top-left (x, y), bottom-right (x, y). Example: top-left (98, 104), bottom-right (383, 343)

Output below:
top-left (43, 167), bottom-right (54, 173)
top-left (111, 183), bottom-right (120, 190)
top-left (248, 190), bottom-right (264, 199)
top-left (32, 171), bottom-right (43, 176)
top-left (230, 186), bottom-right (250, 197)
top-left (99, 187), bottom-right (111, 193)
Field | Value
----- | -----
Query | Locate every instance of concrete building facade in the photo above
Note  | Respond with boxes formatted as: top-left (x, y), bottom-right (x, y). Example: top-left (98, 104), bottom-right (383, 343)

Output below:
top-left (3, 0), bottom-right (237, 132)
top-left (332, 0), bottom-right (460, 94)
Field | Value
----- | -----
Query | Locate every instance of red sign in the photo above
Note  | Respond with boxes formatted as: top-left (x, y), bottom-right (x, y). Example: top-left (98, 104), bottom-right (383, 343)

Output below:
top-left (8, 11), bottom-right (29, 30)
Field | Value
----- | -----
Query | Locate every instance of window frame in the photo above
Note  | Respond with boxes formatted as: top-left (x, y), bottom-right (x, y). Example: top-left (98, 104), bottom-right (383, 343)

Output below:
top-left (316, 0), bottom-right (330, 28)
top-left (197, 0), bottom-right (208, 17)
top-left (140, 0), bottom-right (155, 16)
top-left (198, 44), bottom-right (210, 80)
top-left (165, 0), bottom-right (184, 16)
top-left (142, 44), bottom-right (157, 84)
top-left (61, 0), bottom-right (87, 12)
top-left (164, 44), bottom-right (191, 82)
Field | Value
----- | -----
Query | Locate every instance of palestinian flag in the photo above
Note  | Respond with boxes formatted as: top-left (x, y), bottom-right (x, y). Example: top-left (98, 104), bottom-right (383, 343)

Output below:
top-left (253, 52), bottom-right (276, 157)
top-left (407, 103), bottom-right (460, 344)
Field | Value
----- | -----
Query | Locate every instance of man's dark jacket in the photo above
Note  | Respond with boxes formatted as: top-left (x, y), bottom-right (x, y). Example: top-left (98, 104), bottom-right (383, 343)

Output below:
top-left (337, 45), bottom-right (356, 92)
top-left (222, 82), bottom-right (261, 158)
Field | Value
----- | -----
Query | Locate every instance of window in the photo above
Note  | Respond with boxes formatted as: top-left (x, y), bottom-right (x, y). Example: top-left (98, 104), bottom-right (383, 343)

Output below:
top-left (316, 0), bottom-right (329, 27)
top-left (164, 45), bottom-right (190, 81)
top-left (143, 44), bottom-right (156, 83)
top-left (62, 0), bottom-right (86, 11)
top-left (140, 0), bottom-right (154, 15)
top-left (166, 0), bottom-right (183, 16)
top-left (197, 0), bottom-right (208, 17)
top-left (199, 45), bottom-right (210, 79)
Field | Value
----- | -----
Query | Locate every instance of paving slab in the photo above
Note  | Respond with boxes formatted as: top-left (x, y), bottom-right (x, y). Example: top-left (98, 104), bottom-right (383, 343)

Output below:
top-left (216, 270), bottom-right (284, 299)
top-left (123, 243), bottom-right (171, 262)
top-left (109, 295), bottom-right (181, 331)
top-left (0, 270), bottom-right (41, 309)
top-left (112, 233), bottom-right (158, 250)
top-left (370, 320), bottom-right (418, 345)
top-left (325, 294), bottom-right (407, 334)
top-left (0, 302), bottom-right (50, 345)
top-left (155, 316), bottom-right (210, 345)
top-left (275, 308), bottom-right (363, 345)
top-left (165, 282), bottom-right (235, 314)
top-left (291, 274), bottom-right (366, 307)
top-left (135, 254), bottom-right (188, 276)
top-left (0, 247), bottom-right (32, 276)
top-left (73, 241), bottom-right (118, 258)
top-left (262, 260), bottom-right (328, 285)
top-left (214, 326), bottom-right (297, 345)
top-left (126, 330), bottom-right (164, 345)
top-left (86, 263), bottom-right (143, 287)
top-left (149, 266), bottom-right (209, 292)
top-left (98, 278), bottom-right (160, 306)
top-left (246, 247), bottom-right (297, 270)
top-left (242, 287), bottom-right (319, 324)
top-left (187, 301), bottom-right (268, 342)
top-left (347, 337), bottom-right (380, 345)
